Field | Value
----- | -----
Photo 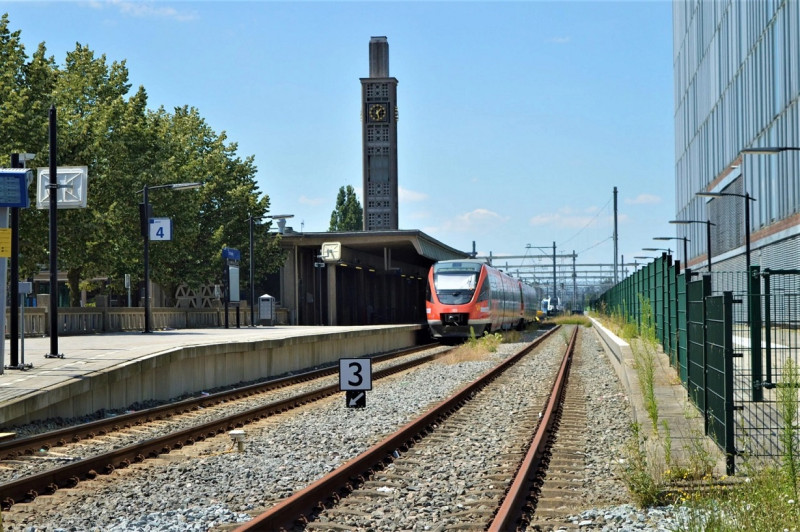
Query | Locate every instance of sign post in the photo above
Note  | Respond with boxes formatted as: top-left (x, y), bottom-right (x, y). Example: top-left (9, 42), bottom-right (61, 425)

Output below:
top-left (339, 358), bottom-right (372, 408)
top-left (0, 168), bottom-right (35, 372)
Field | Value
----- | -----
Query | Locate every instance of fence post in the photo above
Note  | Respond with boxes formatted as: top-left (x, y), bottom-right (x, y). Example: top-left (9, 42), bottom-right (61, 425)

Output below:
top-left (763, 270), bottom-right (772, 385)
top-left (748, 265), bottom-right (763, 402)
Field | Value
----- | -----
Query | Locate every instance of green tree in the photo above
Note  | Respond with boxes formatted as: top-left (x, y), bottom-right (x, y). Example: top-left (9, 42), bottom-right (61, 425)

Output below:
top-left (0, 14), bottom-right (286, 306)
top-left (0, 15), bottom-right (55, 280)
top-left (329, 185), bottom-right (363, 231)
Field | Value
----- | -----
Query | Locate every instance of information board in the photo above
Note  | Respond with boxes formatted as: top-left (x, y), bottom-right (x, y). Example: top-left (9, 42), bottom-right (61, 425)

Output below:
top-left (0, 169), bottom-right (32, 208)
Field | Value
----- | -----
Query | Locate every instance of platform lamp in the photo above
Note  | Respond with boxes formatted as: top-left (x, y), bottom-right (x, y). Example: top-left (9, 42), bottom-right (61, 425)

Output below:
top-left (140, 182), bottom-right (202, 333)
top-left (642, 247), bottom-right (672, 255)
top-left (736, 146), bottom-right (800, 267)
top-left (653, 236), bottom-right (689, 271)
top-left (669, 219), bottom-right (715, 272)
top-left (696, 191), bottom-right (756, 273)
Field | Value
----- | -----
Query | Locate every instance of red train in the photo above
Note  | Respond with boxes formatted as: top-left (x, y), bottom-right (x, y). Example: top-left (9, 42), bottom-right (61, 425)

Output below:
top-left (425, 259), bottom-right (542, 339)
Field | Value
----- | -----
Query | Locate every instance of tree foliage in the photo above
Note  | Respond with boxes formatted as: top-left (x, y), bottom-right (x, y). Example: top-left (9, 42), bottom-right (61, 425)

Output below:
top-left (0, 13), bottom-right (284, 305)
top-left (329, 185), bottom-right (363, 231)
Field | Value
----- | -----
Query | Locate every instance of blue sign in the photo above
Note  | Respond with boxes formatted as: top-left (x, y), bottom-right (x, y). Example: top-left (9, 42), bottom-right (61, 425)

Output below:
top-left (0, 169), bottom-right (33, 208)
top-left (222, 247), bottom-right (241, 261)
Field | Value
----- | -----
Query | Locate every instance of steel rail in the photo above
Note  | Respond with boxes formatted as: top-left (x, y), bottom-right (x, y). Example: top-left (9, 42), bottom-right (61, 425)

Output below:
top-left (488, 325), bottom-right (578, 531)
top-left (0, 343), bottom-right (437, 461)
top-left (233, 325), bottom-right (560, 532)
top-left (0, 345), bottom-right (443, 509)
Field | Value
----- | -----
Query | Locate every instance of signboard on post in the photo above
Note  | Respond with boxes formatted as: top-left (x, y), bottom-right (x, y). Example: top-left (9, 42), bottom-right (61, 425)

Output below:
top-left (149, 218), bottom-right (173, 241)
top-left (0, 228), bottom-right (10, 258)
top-left (339, 357), bottom-right (372, 408)
top-left (0, 169), bottom-right (33, 207)
top-left (321, 241), bottom-right (342, 263)
top-left (36, 166), bottom-right (88, 209)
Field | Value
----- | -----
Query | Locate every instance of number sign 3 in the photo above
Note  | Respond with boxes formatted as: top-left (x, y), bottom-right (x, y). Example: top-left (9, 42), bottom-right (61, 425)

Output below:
top-left (339, 358), bottom-right (372, 391)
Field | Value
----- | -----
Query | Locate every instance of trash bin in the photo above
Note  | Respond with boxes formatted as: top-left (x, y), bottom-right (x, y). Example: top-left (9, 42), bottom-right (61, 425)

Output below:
top-left (258, 294), bottom-right (276, 326)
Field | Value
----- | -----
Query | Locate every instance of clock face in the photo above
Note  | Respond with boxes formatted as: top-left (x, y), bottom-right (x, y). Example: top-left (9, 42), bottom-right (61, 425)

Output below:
top-left (369, 104), bottom-right (387, 122)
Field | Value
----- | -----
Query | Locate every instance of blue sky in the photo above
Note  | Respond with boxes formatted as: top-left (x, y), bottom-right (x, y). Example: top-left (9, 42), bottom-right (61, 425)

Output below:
top-left (5, 0), bottom-right (676, 273)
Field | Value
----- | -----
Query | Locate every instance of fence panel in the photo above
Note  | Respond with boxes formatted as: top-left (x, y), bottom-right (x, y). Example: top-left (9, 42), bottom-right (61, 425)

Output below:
top-left (705, 292), bottom-right (736, 475)
top-left (687, 275), bottom-right (711, 411)
top-left (734, 270), bottom-right (800, 464)
top-left (677, 269), bottom-right (689, 386)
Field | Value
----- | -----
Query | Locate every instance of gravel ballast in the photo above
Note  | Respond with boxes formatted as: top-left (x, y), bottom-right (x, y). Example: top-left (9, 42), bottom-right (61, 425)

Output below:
top-left (3, 327), bottom-right (689, 531)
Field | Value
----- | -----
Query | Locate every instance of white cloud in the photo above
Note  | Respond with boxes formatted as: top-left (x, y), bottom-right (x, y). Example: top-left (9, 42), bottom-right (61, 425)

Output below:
top-left (625, 194), bottom-right (661, 205)
top-left (548, 36), bottom-right (571, 44)
top-left (89, 0), bottom-right (198, 22)
top-left (299, 195), bottom-right (325, 207)
top-left (398, 186), bottom-right (428, 202)
top-left (529, 207), bottom-right (620, 229)
top-left (438, 208), bottom-right (509, 234)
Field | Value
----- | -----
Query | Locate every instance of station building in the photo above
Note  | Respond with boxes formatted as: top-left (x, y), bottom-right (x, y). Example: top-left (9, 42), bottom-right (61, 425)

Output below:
top-left (275, 229), bottom-right (468, 326)
top-left (673, 2), bottom-right (800, 272)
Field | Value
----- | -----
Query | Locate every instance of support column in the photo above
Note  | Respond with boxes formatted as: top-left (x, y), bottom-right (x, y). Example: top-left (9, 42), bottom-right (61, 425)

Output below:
top-left (327, 264), bottom-right (338, 325)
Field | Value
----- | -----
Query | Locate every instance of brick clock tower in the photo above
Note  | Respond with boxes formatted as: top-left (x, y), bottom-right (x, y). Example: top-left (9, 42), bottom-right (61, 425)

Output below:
top-left (360, 36), bottom-right (399, 231)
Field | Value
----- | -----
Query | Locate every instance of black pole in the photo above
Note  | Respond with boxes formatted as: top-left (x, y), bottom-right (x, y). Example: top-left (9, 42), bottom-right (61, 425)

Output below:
top-left (706, 220), bottom-right (712, 272)
top-left (249, 216), bottom-right (255, 326)
top-left (47, 105), bottom-right (61, 358)
top-left (143, 185), bottom-right (151, 333)
top-left (744, 192), bottom-right (751, 272)
top-left (683, 237), bottom-right (688, 273)
top-left (9, 153), bottom-right (21, 367)
top-left (552, 242), bottom-right (556, 304)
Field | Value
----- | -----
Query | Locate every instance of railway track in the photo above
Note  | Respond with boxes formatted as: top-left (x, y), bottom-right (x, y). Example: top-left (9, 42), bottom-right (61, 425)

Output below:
top-left (0, 343), bottom-right (447, 510)
top-left (232, 325), bottom-right (574, 531)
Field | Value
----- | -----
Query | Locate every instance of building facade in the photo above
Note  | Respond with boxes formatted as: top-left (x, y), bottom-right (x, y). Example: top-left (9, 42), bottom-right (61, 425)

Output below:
top-left (360, 36), bottom-right (399, 231)
top-left (674, 1), bottom-right (800, 272)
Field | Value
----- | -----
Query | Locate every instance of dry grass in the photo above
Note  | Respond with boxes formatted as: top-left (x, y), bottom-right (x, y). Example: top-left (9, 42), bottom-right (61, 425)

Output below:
top-left (438, 343), bottom-right (493, 364)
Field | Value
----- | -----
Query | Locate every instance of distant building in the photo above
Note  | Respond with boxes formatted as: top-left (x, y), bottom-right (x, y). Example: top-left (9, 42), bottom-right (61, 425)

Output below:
top-left (674, 2), bottom-right (800, 271)
top-left (360, 36), bottom-right (399, 231)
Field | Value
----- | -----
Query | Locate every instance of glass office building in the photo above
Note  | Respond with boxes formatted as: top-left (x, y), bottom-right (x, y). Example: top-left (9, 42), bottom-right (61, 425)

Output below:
top-left (674, 1), bottom-right (800, 271)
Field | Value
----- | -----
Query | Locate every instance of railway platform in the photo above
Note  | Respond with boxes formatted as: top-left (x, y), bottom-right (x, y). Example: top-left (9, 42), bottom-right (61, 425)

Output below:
top-left (591, 318), bottom-right (729, 476)
top-left (0, 325), bottom-right (422, 429)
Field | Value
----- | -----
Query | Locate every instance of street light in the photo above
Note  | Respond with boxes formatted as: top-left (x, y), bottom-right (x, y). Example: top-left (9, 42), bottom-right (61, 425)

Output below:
top-left (654, 236), bottom-right (689, 271)
top-left (740, 147), bottom-right (800, 155)
top-left (642, 247), bottom-right (672, 255)
top-left (140, 182), bottom-right (202, 333)
top-left (696, 191), bottom-right (757, 272)
top-left (669, 219), bottom-right (715, 272)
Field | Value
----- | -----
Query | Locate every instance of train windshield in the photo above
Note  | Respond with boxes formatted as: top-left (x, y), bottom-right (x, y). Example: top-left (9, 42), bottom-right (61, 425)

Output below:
top-left (433, 262), bottom-right (482, 304)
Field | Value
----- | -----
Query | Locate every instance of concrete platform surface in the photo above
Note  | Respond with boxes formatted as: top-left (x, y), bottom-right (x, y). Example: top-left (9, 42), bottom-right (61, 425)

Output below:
top-left (0, 325), bottom-right (422, 428)
top-left (591, 318), bottom-right (728, 477)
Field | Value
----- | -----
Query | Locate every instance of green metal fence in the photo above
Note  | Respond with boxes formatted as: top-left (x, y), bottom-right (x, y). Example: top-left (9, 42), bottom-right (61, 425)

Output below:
top-left (592, 259), bottom-right (800, 476)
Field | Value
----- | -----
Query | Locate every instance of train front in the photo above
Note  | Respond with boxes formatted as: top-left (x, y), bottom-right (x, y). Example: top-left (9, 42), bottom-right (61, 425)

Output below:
top-left (426, 261), bottom-right (489, 339)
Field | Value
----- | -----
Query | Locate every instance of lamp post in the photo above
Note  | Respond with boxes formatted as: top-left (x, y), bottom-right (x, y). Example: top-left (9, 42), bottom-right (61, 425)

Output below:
top-left (696, 191), bottom-right (756, 272)
top-left (9, 152), bottom-right (35, 369)
top-left (140, 182), bottom-right (202, 333)
top-left (669, 219), bottom-right (715, 272)
top-left (654, 236), bottom-right (689, 271)
top-left (248, 215), bottom-right (258, 327)
top-left (247, 213), bottom-right (293, 326)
